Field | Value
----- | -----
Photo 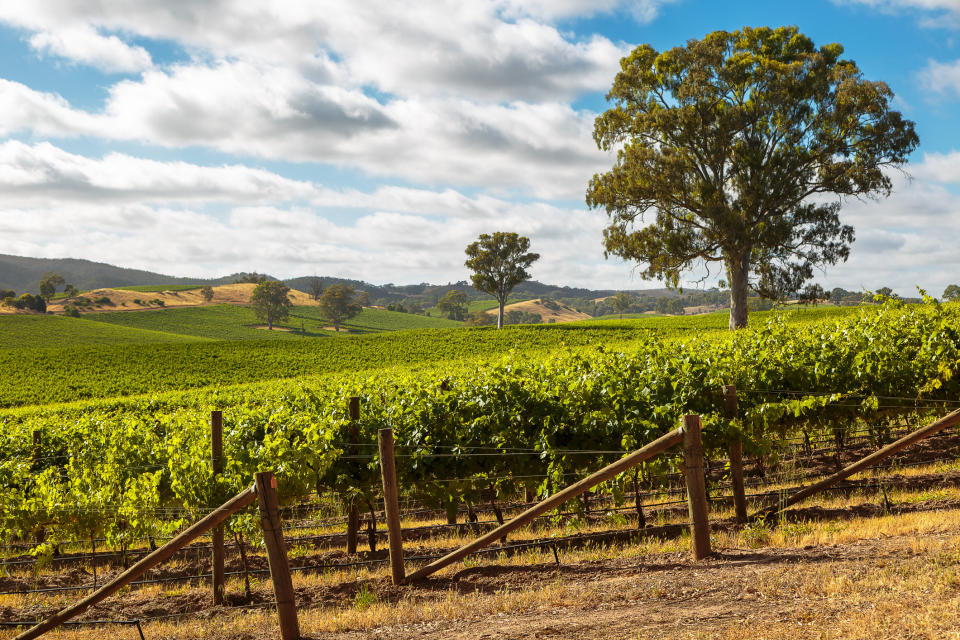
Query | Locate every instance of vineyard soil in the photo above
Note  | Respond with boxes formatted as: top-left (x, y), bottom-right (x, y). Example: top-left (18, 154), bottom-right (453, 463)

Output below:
top-left (3, 499), bottom-right (960, 639)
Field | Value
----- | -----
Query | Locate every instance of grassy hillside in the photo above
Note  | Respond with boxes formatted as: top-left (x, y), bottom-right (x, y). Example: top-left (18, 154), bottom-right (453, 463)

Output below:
top-left (88, 304), bottom-right (309, 340)
top-left (0, 314), bottom-right (206, 349)
top-left (85, 305), bottom-right (462, 341)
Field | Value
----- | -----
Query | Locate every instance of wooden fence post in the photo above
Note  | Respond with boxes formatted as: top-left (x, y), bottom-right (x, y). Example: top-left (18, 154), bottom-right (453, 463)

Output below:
top-left (755, 407), bottom-right (960, 521)
top-left (346, 396), bottom-right (360, 555)
top-left (255, 472), bottom-right (300, 640)
top-left (683, 415), bottom-right (712, 560)
top-left (211, 410), bottom-right (225, 605)
top-left (407, 427), bottom-right (685, 581)
top-left (723, 386), bottom-right (748, 524)
top-left (378, 428), bottom-right (406, 584)
top-left (14, 486), bottom-right (257, 640)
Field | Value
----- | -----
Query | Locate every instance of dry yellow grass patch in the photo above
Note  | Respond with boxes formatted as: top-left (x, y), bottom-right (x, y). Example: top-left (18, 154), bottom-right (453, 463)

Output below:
top-left (501, 298), bottom-right (590, 323)
top-left (36, 283), bottom-right (319, 314)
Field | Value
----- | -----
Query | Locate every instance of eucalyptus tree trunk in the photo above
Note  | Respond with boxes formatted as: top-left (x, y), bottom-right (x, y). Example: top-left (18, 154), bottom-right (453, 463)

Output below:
top-left (497, 297), bottom-right (505, 329)
top-left (727, 253), bottom-right (750, 330)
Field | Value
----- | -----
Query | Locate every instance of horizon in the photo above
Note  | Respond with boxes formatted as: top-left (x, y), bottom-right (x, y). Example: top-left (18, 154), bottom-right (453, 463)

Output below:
top-left (1, 1), bottom-right (959, 297)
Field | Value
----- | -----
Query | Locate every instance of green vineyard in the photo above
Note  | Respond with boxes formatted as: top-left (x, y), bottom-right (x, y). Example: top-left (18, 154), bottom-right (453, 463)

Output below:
top-left (2, 299), bottom-right (958, 557)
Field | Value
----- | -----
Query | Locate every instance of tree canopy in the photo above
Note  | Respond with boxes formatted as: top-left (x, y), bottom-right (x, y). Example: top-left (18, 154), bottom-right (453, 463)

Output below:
top-left (319, 284), bottom-right (362, 332)
top-left (38, 272), bottom-right (65, 302)
top-left (250, 280), bottom-right (292, 330)
top-left (464, 232), bottom-right (539, 329)
top-left (586, 26), bottom-right (918, 329)
top-left (436, 290), bottom-right (468, 321)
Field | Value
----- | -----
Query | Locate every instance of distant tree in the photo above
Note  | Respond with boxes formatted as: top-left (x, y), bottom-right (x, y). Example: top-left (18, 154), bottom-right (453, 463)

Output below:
top-left (875, 286), bottom-right (895, 300)
top-left (464, 310), bottom-right (496, 326)
top-left (250, 280), bottom-right (292, 330)
top-left (10, 293), bottom-right (46, 313)
top-left (520, 311), bottom-right (542, 324)
top-left (235, 272), bottom-right (269, 284)
top-left (200, 285), bottom-right (214, 302)
top-left (319, 284), bottom-right (362, 332)
top-left (38, 272), bottom-right (65, 301)
top-left (0, 289), bottom-right (14, 301)
top-left (437, 290), bottom-right (468, 321)
top-left (611, 292), bottom-right (632, 319)
top-left (587, 26), bottom-right (918, 329)
top-left (307, 277), bottom-right (324, 301)
top-left (62, 284), bottom-right (78, 299)
top-left (464, 232), bottom-right (540, 329)
top-left (505, 309), bottom-right (524, 325)
top-left (943, 284), bottom-right (960, 301)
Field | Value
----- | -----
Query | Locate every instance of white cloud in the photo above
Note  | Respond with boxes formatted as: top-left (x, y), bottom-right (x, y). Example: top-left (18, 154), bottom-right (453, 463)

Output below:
top-left (0, 198), bottom-right (618, 287)
top-left (0, 1), bottom-right (633, 101)
top-left (28, 25), bottom-right (152, 73)
top-left (833, 0), bottom-right (960, 25)
top-left (919, 59), bottom-right (960, 98)
top-left (0, 67), bottom-right (610, 199)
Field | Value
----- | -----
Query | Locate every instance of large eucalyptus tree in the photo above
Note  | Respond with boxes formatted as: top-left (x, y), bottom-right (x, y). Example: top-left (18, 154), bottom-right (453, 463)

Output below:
top-left (587, 26), bottom-right (918, 329)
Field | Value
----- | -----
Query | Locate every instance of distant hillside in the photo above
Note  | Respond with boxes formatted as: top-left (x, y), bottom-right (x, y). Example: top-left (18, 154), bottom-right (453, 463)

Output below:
top-left (0, 254), bottom-right (217, 293)
top-left (0, 253), bottom-right (678, 304)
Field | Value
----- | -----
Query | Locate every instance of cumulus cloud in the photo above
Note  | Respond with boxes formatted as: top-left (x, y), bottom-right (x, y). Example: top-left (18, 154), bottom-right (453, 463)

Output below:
top-left (28, 25), bottom-right (152, 73)
top-left (0, 68), bottom-right (610, 198)
top-left (0, 198), bottom-right (617, 287)
top-left (0, 1), bottom-right (633, 100)
top-left (919, 59), bottom-right (960, 98)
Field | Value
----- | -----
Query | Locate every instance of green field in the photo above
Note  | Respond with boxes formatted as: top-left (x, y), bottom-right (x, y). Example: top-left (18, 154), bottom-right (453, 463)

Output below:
top-left (0, 320), bottom-right (682, 408)
top-left (0, 313), bottom-right (205, 349)
top-left (0, 305), bottom-right (866, 408)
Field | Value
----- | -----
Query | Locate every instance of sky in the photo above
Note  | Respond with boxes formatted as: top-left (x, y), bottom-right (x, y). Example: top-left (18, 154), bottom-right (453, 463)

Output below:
top-left (0, 0), bottom-right (958, 295)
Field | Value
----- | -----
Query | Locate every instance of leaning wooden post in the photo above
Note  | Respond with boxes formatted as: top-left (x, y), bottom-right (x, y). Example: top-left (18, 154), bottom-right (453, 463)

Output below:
top-left (211, 410), bottom-right (225, 605)
top-left (346, 396), bottom-right (361, 555)
top-left (407, 427), bottom-right (684, 581)
top-left (755, 407), bottom-right (960, 522)
top-left (13, 486), bottom-right (256, 640)
top-left (723, 386), bottom-right (748, 524)
top-left (683, 415), bottom-right (711, 560)
top-left (378, 428), bottom-right (406, 584)
top-left (255, 472), bottom-right (300, 640)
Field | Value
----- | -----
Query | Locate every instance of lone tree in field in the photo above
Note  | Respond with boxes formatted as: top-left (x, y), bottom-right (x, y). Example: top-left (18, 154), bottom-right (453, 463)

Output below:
top-left (464, 232), bottom-right (539, 329)
top-left (611, 291), bottom-right (632, 319)
top-left (200, 285), bottom-right (214, 302)
top-left (38, 272), bottom-right (65, 302)
top-left (587, 26), bottom-right (918, 329)
top-left (436, 289), bottom-right (468, 320)
top-left (250, 280), bottom-right (292, 330)
top-left (943, 284), bottom-right (960, 301)
top-left (319, 283), bottom-right (362, 332)
top-left (307, 276), bottom-right (324, 301)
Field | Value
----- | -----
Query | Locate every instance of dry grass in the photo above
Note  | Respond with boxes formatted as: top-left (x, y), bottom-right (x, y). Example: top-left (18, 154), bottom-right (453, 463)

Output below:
top-left (7, 469), bottom-right (960, 639)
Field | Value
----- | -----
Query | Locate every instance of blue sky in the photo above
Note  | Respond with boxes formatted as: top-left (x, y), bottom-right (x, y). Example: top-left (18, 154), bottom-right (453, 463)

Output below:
top-left (0, 0), bottom-right (958, 295)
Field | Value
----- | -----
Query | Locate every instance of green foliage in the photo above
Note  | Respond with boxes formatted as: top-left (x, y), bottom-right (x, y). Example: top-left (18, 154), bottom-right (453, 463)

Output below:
top-left (250, 280), bottom-right (292, 330)
top-left (465, 232), bottom-right (540, 329)
top-left (437, 290), bottom-right (468, 321)
top-left (200, 285), bottom-right (214, 302)
top-left (319, 284), bottom-right (362, 332)
top-left (587, 26), bottom-right (918, 328)
top-left (38, 272), bottom-right (65, 302)
top-left (3, 301), bottom-right (960, 551)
